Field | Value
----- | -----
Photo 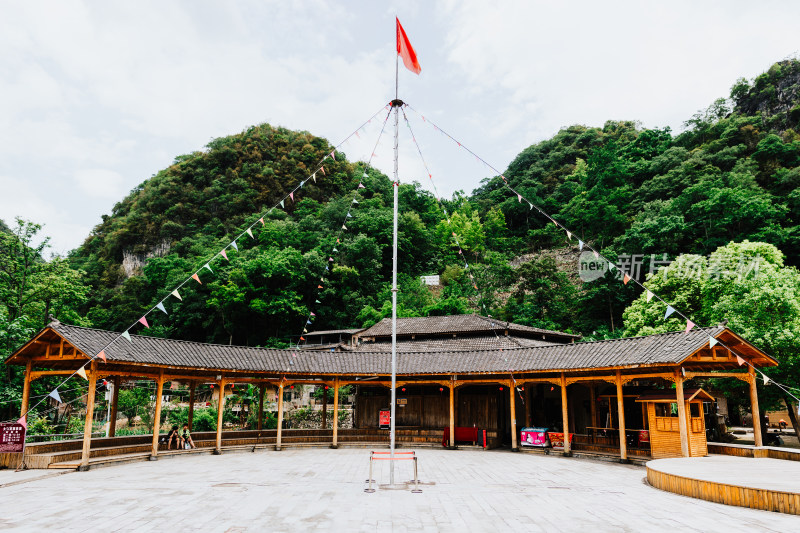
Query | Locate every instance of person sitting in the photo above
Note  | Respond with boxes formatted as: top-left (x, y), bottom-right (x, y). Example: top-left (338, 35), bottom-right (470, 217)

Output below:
top-left (181, 423), bottom-right (196, 449)
top-left (166, 425), bottom-right (182, 450)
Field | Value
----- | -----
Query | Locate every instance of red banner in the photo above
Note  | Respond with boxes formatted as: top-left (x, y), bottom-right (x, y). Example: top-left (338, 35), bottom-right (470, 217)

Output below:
top-left (0, 423), bottom-right (26, 453)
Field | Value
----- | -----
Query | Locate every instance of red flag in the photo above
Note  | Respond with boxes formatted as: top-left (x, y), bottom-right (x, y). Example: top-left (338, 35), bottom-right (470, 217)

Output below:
top-left (396, 18), bottom-right (421, 75)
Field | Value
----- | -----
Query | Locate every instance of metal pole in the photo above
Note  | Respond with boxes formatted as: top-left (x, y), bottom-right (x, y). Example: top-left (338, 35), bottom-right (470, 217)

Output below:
top-left (390, 100), bottom-right (399, 486)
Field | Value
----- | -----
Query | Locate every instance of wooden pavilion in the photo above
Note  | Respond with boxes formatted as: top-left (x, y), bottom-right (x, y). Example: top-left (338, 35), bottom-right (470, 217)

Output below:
top-left (3, 319), bottom-right (777, 470)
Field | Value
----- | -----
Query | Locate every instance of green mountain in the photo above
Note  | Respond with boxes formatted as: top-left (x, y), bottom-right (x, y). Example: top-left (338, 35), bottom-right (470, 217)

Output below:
top-left (63, 59), bottom-right (800, 347)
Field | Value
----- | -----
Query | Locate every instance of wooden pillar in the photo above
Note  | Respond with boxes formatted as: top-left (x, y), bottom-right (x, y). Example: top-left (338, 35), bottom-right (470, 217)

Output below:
top-left (449, 377), bottom-right (456, 448)
top-left (321, 384), bottom-right (328, 430)
top-left (749, 366), bottom-right (763, 447)
top-left (276, 382), bottom-right (285, 450)
top-left (257, 384), bottom-right (265, 431)
top-left (214, 377), bottom-right (226, 454)
top-left (615, 370), bottom-right (628, 462)
top-left (675, 372), bottom-right (690, 457)
top-left (560, 373), bottom-right (571, 455)
top-left (187, 381), bottom-right (196, 431)
top-left (20, 360), bottom-right (32, 419)
top-left (150, 370), bottom-right (165, 460)
top-left (331, 377), bottom-right (339, 448)
top-left (589, 383), bottom-right (598, 428)
top-left (79, 361), bottom-right (99, 471)
top-left (108, 376), bottom-right (120, 437)
top-left (509, 382), bottom-right (518, 451)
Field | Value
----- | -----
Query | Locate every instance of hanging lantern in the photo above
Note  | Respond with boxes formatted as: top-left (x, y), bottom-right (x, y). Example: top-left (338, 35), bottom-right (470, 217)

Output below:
top-left (401, 387), bottom-right (406, 392)
top-left (439, 387), bottom-right (444, 392)
top-left (499, 387), bottom-right (503, 391)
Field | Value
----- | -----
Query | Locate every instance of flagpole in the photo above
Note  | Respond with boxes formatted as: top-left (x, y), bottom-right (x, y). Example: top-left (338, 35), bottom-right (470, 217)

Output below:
top-left (389, 77), bottom-right (400, 486)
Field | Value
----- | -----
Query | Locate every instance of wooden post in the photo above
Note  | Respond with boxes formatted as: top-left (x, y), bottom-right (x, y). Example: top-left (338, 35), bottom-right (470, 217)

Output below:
top-left (214, 377), bottom-right (226, 454)
top-left (108, 376), bottom-right (120, 437)
top-left (78, 361), bottom-right (99, 471)
top-left (675, 372), bottom-right (690, 457)
top-left (321, 384), bottom-right (328, 430)
top-left (615, 370), bottom-right (628, 462)
top-left (560, 373), bottom-right (571, 455)
top-left (276, 382), bottom-right (285, 450)
top-left (257, 384), bottom-right (265, 431)
top-left (187, 381), bottom-right (196, 431)
top-left (449, 377), bottom-right (456, 448)
top-left (150, 370), bottom-right (165, 460)
top-left (749, 366), bottom-right (763, 447)
top-left (20, 360), bottom-right (32, 419)
top-left (509, 382), bottom-right (518, 451)
top-left (589, 383), bottom-right (598, 428)
top-left (331, 377), bottom-right (339, 448)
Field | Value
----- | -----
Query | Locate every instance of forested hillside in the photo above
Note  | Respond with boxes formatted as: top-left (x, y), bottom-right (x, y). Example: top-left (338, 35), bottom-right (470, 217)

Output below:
top-left (3, 59), bottom-right (800, 351)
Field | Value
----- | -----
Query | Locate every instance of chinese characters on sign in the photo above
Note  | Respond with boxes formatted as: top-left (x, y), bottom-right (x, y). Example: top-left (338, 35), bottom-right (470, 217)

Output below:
top-left (579, 252), bottom-right (763, 283)
top-left (0, 423), bottom-right (26, 453)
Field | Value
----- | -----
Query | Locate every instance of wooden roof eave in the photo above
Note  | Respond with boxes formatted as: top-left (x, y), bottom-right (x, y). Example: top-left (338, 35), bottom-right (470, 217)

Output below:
top-left (676, 327), bottom-right (778, 369)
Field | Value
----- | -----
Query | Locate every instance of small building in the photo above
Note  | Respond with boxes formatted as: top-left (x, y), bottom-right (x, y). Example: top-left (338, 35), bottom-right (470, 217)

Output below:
top-left (637, 388), bottom-right (715, 458)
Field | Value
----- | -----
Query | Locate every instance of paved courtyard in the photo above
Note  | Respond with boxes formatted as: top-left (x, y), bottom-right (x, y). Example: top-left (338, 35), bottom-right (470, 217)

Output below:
top-left (1, 448), bottom-right (798, 532)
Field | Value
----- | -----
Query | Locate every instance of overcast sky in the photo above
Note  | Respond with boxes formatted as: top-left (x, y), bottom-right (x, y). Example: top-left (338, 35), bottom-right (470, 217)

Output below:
top-left (2, 1), bottom-right (799, 255)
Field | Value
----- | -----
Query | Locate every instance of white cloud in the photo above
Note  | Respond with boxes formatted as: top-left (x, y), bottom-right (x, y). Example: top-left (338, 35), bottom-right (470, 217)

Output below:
top-left (74, 168), bottom-right (126, 199)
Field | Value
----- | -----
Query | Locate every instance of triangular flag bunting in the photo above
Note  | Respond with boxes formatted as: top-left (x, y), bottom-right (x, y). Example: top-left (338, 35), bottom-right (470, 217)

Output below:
top-left (300, 180), bottom-right (305, 188)
top-left (121, 330), bottom-right (132, 343)
top-left (363, 172), bottom-right (369, 178)
top-left (246, 228), bottom-right (254, 239)
top-left (567, 231), bottom-right (572, 240)
top-left (709, 336), bottom-right (718, 348)
top-left (221, 249), bottom-right (229, 261)
top-left (528, 202), bottom-right (533, 210)
top-left (259, 217), bottom-right (265, 225)
top-left (317, 285), bottom-right (323, 289)
top-left (329, 257), bottom-right (334, 261)
top-left (609, 264), bottom-right (616, 271)
top-left (76, 366), bottom-right (88, 380)
top-left (342, 224), bottom-right (347, 230)
top-left (325, 266), bottom-right (329, 271)
top-left (315, 299), bottom-right (321, 304)
top-left (312, 173), bottom-right (317, 183)
top-left (664, 306), bottom-right (675, 320)
top-left (289, 192), bottom-right (294, 202)
top-left (763, 374), bottom-right (770, 385)
top-left (736, 355), bottom-right (745, 366)
top-left (593, 251), bottom-right (599, 259)
top-left (578, 240), bottom-right (584, 251)
top-left (171, 289), bottom-right (182, 301)
top-left (138, 316), bottom-right (149, 328)
top-left (97, 350), bottom-right (107, 362)
top-left (310, 312), bottom-right (316, 316)
top-left (646, 291), bottom-right (654, 302)
top-left (192, 273), bottom-right (202, 284)
top-left (203, 263), bottom-right (213, 273)
top-left (330, 151), bottom-right (335, 160)
top-left (685, 320), bottom-right (695, 333)
top-left (332, 248), bottom-right (338, 253)
top-left (358, 183), bottom-right (365, 189)
top-left (623, 273), bottom-right (631, 285)
top-left (231, 241), bottom-right (238, 251)
top-left (517, 194), bottom-right (522, 203)
top-left (156, 302), bottom-right (167, 315)
top-left (352, 198), bottom-right (359, 204)
top-left (300, 337), bottom-right (305, 341)
top-left (17, 416), bottom-right (26, 428)
top-left (347, 212), bottom-right (352, 218)
top-left (49, 389), bottom-right (62, 403)
top-left (320, 166), bottom-right (325, 175)
top-left (307, 320), bottom-right (312, 325)
top-left (280, 199), bottom-right (284, 208)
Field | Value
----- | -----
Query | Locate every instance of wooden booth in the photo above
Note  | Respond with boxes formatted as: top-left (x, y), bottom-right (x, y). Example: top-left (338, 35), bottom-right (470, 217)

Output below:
top-left (637, 388), bottom-right (715, 459)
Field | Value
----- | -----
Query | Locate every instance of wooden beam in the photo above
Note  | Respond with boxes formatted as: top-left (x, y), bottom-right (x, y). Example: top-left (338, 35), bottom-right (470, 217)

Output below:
top-left (509, 382), bottom-right (518, 451)
top-left (675, 372), bottom-right (690, 457)
top-left (331, 377), bottom-right (340, 448)
top-left (108, 376), bottom-right (120, 437)
top-left (615, 369), bottom-right (628, 462)
top-left (749, 366), bottom-right (763, 447)
top-left (685, 371), bottom-right (750, 382)
top-left (20, 361), bottom-right (32, 419)
top-left (78, 361), bottom-right (99, 470)
top-left (150, 370), bottom-right (165, 459)
top-left (214, 377), bottom-right (226, 454)
top-left (257, 383), bottom-right (265, 431)
top-left (449, 376), bottom-right (455, 448)
top-left (276, 382), bottom-right (285, 450)
top-left (560, 372), bottom-right (571, 455)
top-left (29, 370), bottom-right (78, 380)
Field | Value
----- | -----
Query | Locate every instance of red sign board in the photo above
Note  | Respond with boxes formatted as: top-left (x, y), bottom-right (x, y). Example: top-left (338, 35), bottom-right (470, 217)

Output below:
top-left (0, 423), bottom-right (26, 453)
top-left (379, 409), bottom-right (391, 428)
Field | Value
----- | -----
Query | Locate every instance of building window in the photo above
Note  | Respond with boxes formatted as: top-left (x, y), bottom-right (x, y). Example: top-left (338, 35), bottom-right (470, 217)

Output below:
top-left (654, 403), bottom-right (678, 417)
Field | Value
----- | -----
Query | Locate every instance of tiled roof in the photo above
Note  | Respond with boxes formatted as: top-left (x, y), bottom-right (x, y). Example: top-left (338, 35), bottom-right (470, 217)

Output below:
top-left (343, 336), bottom-right (554, 352)
top-left (24, 322), bottom-right (734, 375)
top-left (301, 329), bottom-right (363, 336)
top-left (356, 314), bottom-right (580, 340)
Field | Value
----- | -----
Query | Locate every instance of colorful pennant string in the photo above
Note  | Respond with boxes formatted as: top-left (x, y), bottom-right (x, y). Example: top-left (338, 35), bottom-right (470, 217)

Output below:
top-left (171, 289), bottom-right (182, 301)
top-left (192, 273), bottom-right (202, 284)
top-left (138, 317), bottom-right (149, 328)
top-left (709, 337), bottom-right (718, 348)
top-left (49, 389), bottom-right (62, 403)
top-left (246, 228), bottom-right (254, 239)
top-left (156, 302), bottom-right (168, 315)
top-left (221, 250), bottom-right (229, 261)
top-left (231, 241), bottom-right (238, 251)
top-left (623, 273), bottom-right (631, 285)
top-left (646, 290), bottom-right (654, 302)
top-left (97, 350), bottom-right (107, 362)
top-left (685, 320), bottom-right (695, 333)
top-left (664, 306), bottom-right (676, 320)
top-left (121, 331), bottom-right (132, 343)
top-left (76, 366), bottom-right (88, 380)
top-left (203, 263), bottom-right (213, 273)
top-left (736, 355), bottom-right (746, 366)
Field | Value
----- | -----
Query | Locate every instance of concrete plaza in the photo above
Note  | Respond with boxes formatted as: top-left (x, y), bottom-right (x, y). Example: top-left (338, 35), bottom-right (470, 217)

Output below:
top-left (1, 448), bottom-right (797, 532)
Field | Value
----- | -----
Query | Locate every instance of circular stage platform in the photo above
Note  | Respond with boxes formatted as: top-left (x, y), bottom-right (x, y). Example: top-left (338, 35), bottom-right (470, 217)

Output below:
top-left (647, 456), bottom-right (800, 515)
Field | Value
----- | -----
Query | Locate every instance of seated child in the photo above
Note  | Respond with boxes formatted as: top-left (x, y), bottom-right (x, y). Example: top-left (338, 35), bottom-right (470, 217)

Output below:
top-left (181, 423), bottom-right (196, 449)
top-left (166, 425), bottom-right (182, 450)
